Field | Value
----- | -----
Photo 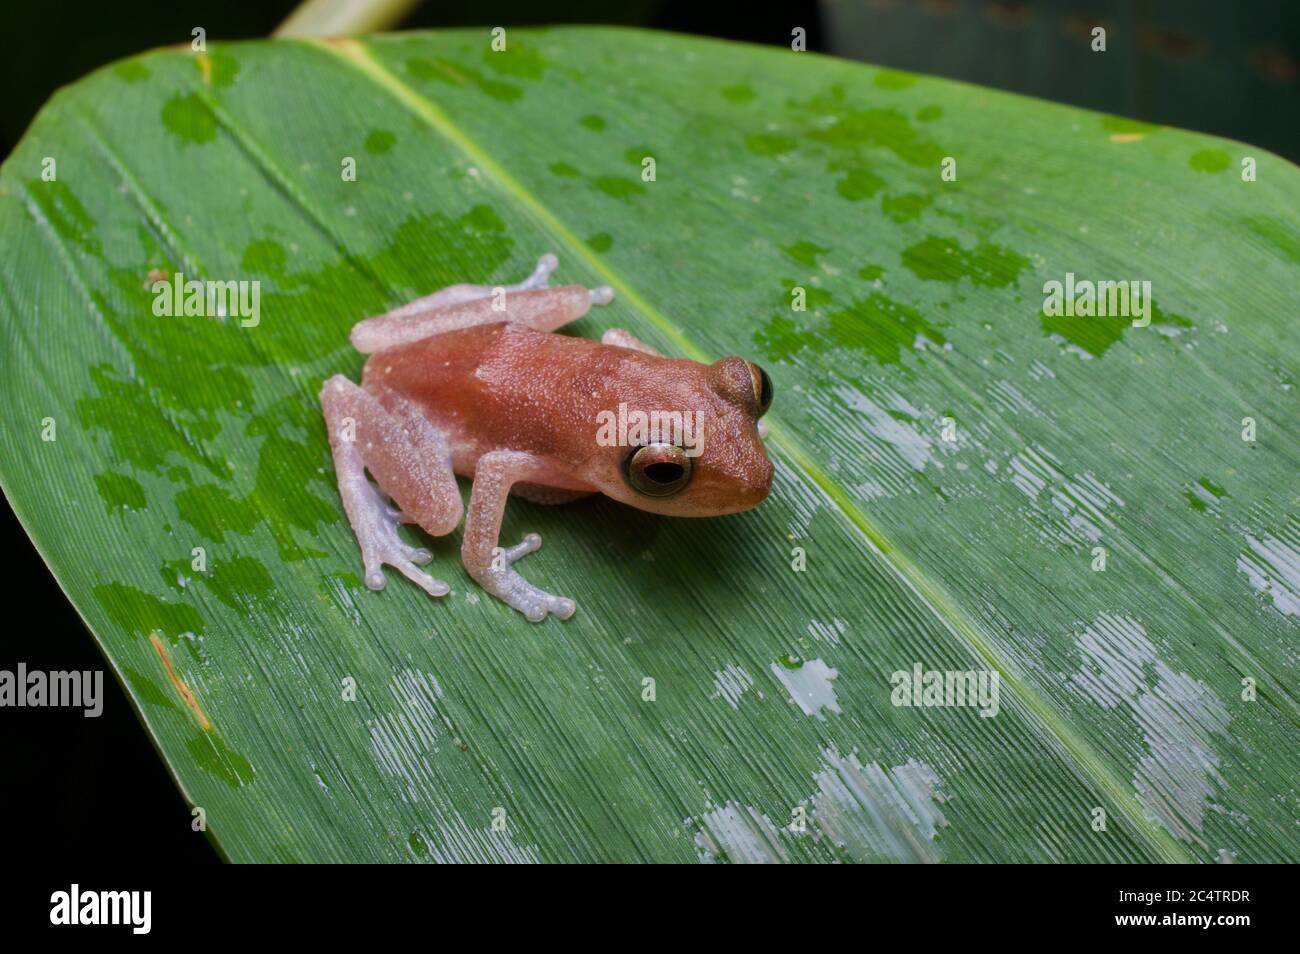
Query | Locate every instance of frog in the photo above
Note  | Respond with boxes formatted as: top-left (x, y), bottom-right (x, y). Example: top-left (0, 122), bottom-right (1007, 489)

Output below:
top-left (319, 253), bottom-right (774, 622)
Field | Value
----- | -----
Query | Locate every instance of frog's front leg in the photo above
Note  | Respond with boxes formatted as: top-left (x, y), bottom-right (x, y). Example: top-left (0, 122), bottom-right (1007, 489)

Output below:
top-left (462, 450), bottom-right (576, 622)
top-left (321, 375), bottom-right (463, 598)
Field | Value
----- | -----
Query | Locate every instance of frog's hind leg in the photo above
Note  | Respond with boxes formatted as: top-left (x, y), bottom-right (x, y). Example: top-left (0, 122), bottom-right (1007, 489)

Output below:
top-left (320, 375), bottom-right (464, 598)
top-left (352, 253), bottom-right (615, 353)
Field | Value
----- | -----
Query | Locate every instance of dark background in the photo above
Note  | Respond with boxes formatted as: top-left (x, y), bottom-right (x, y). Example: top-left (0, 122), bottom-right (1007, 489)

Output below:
top-left (0, 0), bottom-right (1295, 865)
top-left (2, 0), bottom-right (1297, 163)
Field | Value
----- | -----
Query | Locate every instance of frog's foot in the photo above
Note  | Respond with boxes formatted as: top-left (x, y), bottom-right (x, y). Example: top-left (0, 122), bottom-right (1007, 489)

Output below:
top-left (462, 450), bottom-right (579, 623)
top-left (321, 374), bottom-right (459, 599)
top-left (481, 533), bottom-right (576, 623)
top-left (354, 479), bottom-right (449, 598)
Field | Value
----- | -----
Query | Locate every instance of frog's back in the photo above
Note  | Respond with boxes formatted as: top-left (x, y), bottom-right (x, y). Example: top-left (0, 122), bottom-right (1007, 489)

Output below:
top-left (360, 321), bottom-right (658, 463)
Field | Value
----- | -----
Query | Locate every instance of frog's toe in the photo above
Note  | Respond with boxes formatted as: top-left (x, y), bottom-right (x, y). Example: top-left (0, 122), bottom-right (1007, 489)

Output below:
top-left (353, 482), bottom-right (449, 598)
top-left (364, 553), bottom-right (449, 598)
top-left (501, 532), bottom-right (542, 563)
top-left (405, 544), bottom-right (434, 566)
top-left (510, 585), bottom-right (576, 623)
top-left (394, 559), bottom-right (451, 598)
top-left (535, 252), bottom-right (559, 276)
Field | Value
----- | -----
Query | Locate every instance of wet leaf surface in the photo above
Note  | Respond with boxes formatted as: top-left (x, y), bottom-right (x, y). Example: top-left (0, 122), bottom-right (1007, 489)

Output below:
top-left (0, 29), bottom-right (1296, 862)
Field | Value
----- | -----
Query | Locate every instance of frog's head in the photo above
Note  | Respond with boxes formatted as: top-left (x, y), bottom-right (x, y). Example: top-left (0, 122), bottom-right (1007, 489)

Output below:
top-left (607, 356), bottom-right (774, 517)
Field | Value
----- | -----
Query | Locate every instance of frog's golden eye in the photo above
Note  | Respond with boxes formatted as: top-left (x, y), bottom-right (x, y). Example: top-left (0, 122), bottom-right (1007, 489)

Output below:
top-left (749, 363), bottom-right (773, 417)
top-left (625, 444), bottom-right (693, 497)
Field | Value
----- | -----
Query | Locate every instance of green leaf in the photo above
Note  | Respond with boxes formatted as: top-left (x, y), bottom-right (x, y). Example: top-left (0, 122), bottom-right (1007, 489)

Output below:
top-left (1, 28), bottom-right (1296, 863)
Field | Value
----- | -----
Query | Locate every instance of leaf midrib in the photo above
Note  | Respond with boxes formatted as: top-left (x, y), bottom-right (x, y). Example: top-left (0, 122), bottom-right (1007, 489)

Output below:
top-left (304, 34), bottom-right (1194, 862)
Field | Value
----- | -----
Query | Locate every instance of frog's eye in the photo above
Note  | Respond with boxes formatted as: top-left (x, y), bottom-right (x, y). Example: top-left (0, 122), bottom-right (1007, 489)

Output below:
top-left (748, 363), bottom-right (773, 417)
top-left (625, 444), bottom-right (693, 497)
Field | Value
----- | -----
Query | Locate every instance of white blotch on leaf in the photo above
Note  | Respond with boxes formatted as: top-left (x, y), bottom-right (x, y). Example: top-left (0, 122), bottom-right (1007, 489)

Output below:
top-left (368, 669), bottom-right (451, 803)
top-left (712, 664), bottom-right (755, 709)
top-left (770, 657), bottom-right (840, 720)
top-left (807, 618), bottom-right (847, 644)
top-left (692, 803), bottom-right (789, 863)
top-left (411, 815), bottom-right (540, 864)
top-left (1237, 525), bottom-right (1300, 617)
top-left (810, 748), bottom-right (947, 863)
top-left (1007, 444), bottom-right (1122, 544)
top-left (1069, 613), bottom-right (1231, 846)
top-left (688, 749), bottom-right (947, 863)
top-left (838, 386), bottom-right (936, 474)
